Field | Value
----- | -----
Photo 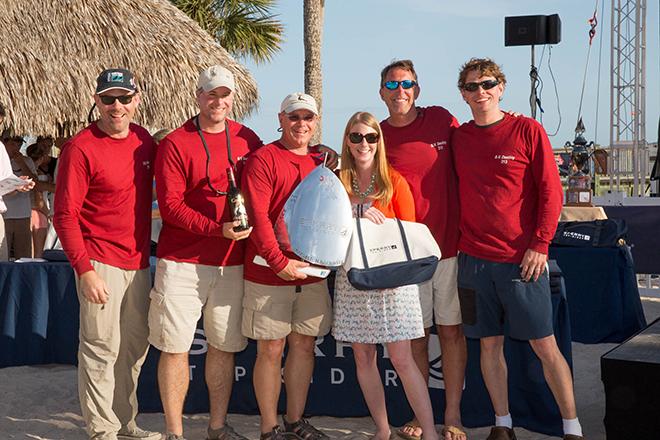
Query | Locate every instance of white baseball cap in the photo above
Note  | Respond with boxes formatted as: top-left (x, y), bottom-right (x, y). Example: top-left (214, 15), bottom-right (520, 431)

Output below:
top-left (280, 92), bottom-right (318, 115)
top-left (197, 65), bottom-right (235, 93)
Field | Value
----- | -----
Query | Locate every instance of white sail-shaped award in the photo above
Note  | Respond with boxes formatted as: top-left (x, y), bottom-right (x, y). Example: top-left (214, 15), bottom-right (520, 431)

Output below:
top-left (283, 165), bottom-right (353, 267)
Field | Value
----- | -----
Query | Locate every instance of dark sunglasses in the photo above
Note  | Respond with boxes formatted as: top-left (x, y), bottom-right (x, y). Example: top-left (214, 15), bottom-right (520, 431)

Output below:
top-left (287, 114), bottom-right (316, 122)
top-left (348, 132), bottom-right (379, 144)
top-left (462, 80), bottom-right (500, 92)
top-left (99, 94), bottom-right (135, 105)
top-left (383, 80), bottom-right (417, 90)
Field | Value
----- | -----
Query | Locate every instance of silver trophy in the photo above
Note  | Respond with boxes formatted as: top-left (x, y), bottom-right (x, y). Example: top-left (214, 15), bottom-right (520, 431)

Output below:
top-left (283, 165), bottom-right (353, 267)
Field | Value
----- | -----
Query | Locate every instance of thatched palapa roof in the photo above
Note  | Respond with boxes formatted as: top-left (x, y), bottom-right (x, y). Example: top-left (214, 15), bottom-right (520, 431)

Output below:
top-left (0, 0), bottom-right (259, 137)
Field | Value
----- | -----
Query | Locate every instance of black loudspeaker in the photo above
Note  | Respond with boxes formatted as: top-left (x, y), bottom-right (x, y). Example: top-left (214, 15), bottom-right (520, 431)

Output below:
top-left (505, 14), bottom-right (561, 46)
top-left (601, 318), bottom-right (660, 440)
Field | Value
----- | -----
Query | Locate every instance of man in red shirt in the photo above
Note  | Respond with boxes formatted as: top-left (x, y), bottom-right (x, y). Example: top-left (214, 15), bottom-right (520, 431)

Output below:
top-left (379, 60), bottom-right (467, 440)
top-left (54, 69), bottom-right (159, 440)
top-left (149, 65), bottom-right (260, 440)
top-left (452, 58), bottom-right (583, 440)
top-left (241, 93), bottom-right (331, 440)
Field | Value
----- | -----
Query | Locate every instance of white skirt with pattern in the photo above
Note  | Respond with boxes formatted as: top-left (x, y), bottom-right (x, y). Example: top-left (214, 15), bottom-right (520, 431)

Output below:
top-left (332, 267), bottom-right (424, 344)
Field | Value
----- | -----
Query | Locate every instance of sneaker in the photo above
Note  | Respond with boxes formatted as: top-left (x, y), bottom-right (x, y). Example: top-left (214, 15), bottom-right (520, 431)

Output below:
top-left (282, 416), bottom-right (329, 440)
top-left (165, 433), bottom-right (187, 440)
top-left (208, 424), bottom-right (249, 440)
top-left (117, 426), bottom-right (162, 440)
top-left (260, 425), bottom-right (301, 440)
top-left (486, 426), bottom-right (517, 440)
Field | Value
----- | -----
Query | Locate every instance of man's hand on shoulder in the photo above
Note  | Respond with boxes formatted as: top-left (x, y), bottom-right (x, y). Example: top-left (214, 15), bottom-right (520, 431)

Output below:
top-left (505, 110), bottom-right (523, 118)
top-left (520, 249), bottom-right (547, 282)
top-left (222, 221), bottom-right (252, 240)
top-left (79, 270), bottom-right (110, 304)
top-left (276, 259), bottom-right (309, 281)
top-left (314, 144), bottom-right (339, 170)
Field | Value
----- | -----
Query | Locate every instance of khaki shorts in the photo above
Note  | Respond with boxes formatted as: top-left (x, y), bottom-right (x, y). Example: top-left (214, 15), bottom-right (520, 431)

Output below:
top-left (148, 259), bottom-right (247, 353)
top-left (418, 256), bottom-right (462, 327)
top-left (242, 280), bottom-right (332, 340)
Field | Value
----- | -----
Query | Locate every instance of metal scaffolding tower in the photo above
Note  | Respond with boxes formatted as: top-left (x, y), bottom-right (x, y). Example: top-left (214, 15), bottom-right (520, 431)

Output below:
top-left (609, 0), bottom-right (647, 195)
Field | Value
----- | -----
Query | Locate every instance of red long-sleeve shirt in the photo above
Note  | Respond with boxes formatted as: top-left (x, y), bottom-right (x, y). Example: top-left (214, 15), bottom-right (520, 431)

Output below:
top-left (242, 141), bottom-right (324, 286)
top-left (452, 114), bottom-right (563, 263)
top-left (155, 118), bottom-right (262, 266)
top-left (53, 122), bottom-right (154, 275)
top-left (381, 106), bottom-right (460, 259)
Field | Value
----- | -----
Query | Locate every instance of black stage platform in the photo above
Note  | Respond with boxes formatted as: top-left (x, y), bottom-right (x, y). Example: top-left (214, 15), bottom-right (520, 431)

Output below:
top-left (601, 317), bottom-right (660, 440)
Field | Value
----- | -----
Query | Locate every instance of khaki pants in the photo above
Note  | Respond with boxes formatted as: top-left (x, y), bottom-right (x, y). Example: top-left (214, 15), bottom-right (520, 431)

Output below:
top-left (76, 261), bottom-right (151, 439)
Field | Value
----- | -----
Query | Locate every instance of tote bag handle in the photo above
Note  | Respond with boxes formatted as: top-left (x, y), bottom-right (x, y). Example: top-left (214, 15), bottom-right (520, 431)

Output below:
top-left (354, 217), bottom-right (412, 269)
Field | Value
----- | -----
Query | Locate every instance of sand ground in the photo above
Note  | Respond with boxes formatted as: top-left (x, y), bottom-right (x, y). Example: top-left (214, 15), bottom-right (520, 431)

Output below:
top-left (1, 297), bottom-right (658, 440)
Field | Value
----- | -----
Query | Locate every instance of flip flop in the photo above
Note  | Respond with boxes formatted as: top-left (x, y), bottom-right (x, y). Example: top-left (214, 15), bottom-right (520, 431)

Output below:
top-left (441, 426), bottom-right (467, 440)
top-left (396, 424), bottom-right (422, 440)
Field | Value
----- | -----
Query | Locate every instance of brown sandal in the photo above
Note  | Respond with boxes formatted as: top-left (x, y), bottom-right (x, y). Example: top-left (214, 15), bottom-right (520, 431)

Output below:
top-left (282, 416), bottom-right (329, 440)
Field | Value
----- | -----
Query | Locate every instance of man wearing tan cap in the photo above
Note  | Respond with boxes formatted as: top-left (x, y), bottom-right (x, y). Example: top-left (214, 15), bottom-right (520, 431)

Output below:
top-left (149, 65), bottom-right (262, 440)
top-left (53, 68), bottom-right (159, 440)
top-left (241, 92), bottom-right (332, 440)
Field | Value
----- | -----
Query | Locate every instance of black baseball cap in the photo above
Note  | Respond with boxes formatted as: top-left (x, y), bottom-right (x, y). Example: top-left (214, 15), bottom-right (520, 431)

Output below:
top-left (95, 68), bottom-right (138, 94)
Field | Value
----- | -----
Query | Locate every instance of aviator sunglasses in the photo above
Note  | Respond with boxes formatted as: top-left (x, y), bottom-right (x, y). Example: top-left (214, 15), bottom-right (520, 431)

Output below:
top-left (383, 80), bottom-right (417, 90)
top-left (348, 132), bottom-right (379, 144)
top-left (99, 94), bottom-right (135, 105)
top-left (462, 79), bottom-right (500, 92)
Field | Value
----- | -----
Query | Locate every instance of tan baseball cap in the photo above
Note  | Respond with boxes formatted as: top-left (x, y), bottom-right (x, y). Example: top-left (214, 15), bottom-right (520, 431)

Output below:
top-left (197, 65), bottom-right (235, 93)
top-left (280, 92), bottom-right (318, 115)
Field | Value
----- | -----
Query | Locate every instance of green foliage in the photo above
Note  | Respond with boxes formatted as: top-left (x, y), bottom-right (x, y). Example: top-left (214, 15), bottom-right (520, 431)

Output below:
top-left (171, 0), bottom-right (283, 63)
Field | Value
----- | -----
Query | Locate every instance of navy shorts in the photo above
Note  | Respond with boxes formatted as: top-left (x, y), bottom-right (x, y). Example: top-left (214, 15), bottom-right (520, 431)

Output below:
top-left (457, 252), bottom-right (553, 341)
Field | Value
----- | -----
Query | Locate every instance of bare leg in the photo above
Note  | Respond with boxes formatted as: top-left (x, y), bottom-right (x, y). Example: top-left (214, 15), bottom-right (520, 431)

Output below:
top-left (158, 352), bottom-right (190, 436)
top-left (529, 335), bottom-right (577, 419)
top-left (479, 336), bottom-right (509, 417)
top-left (206, 345), bottom-right (235, 430)
top-left (353, 343), bottom-right (390, 440)
top-left (388, 340), bottom-right (438, 440)
top-left (400, 331), bottom-right (430, 438)
top-left (254, 338), bottom-right (286, 433)
top-left (437, 324), bottom-right (467, 438)
top-left (283, 332), bottom-right (315, 423)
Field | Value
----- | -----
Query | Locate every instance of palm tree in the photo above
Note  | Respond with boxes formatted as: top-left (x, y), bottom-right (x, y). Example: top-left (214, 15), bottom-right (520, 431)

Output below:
top-left (171, 0), bottom-right (283, 64)
top-left (303, 0), bottom-right (324, 144)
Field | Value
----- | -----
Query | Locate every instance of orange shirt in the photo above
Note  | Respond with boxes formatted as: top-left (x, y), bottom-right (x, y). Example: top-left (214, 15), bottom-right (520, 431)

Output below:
top-left (372, 168), bottom-right (416, 221)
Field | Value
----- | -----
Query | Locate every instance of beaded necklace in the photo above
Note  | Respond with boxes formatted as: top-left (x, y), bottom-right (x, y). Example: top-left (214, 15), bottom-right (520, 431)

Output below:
top-left (351, 173), bottom-right (376, 199)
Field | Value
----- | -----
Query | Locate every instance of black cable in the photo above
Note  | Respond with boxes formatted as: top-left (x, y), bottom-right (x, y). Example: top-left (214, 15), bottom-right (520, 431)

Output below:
top-left (545, 46), bottom-right (562, 136)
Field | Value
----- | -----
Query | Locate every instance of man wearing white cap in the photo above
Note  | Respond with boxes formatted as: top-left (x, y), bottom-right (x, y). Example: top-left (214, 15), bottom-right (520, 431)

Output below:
top-left (148, 65), bottom-right (262, 440)
top-left (54, 68), bottom-right (159, 440)
top-left (241, 92), bottom-right (332, 440)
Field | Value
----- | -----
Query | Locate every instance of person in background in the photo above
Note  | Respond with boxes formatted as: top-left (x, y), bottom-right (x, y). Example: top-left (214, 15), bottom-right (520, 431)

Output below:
top-left (26, 142), bottom-right (55, 257)
top-left (333, 111), bottom-right (438, 440)
top-left (0, 104), bottom-right (35, 260)
top-left (3, 134), bottom-right (34, 259)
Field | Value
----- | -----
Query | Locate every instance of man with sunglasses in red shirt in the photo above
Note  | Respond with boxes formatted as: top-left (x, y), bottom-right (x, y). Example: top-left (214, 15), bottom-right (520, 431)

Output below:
top-left (453, 58), bottom-right (582, 440)
top-left (54, 68), bottom-right (159, 440)
top-left (378, 60), bottom-right (466, 440)
top-left (148, 65), bottom-right (262, 440)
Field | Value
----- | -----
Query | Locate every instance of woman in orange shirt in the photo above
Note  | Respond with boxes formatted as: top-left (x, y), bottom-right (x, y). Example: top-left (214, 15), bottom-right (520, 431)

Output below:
top-left (333, 111), bottom-right (437, 440)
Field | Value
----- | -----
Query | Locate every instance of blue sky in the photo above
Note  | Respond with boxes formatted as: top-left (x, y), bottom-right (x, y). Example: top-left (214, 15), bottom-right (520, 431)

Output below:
top-left (242, 0), bottom-right (659, 151)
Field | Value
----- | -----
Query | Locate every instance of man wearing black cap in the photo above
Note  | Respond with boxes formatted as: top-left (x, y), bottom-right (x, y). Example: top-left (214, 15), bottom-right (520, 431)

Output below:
top-left (54, 68), bottom-right (159, 440)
